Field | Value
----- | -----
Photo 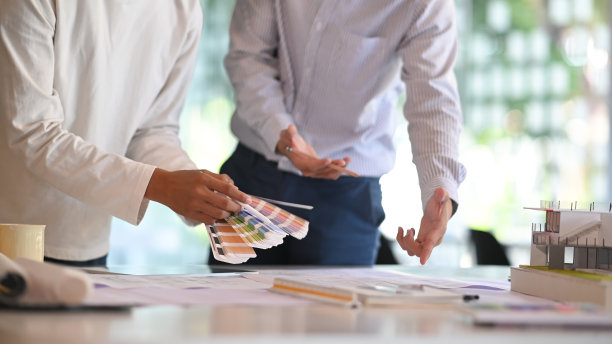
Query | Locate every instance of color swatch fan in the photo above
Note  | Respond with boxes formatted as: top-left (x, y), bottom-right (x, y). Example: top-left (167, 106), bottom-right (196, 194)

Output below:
top-left (207, 197), bottom-right (310, 264)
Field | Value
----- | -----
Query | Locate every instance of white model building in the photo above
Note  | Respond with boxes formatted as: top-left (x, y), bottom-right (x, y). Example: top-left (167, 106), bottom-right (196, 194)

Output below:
top-left (525, 201), bottom-right (612, 271)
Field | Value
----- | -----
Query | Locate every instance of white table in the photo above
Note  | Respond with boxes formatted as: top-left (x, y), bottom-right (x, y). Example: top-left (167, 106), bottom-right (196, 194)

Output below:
top-left (0, 265), bottom-right (610, 344)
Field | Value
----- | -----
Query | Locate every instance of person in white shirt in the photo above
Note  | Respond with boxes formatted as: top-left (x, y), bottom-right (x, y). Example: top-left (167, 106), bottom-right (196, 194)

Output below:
top-left (212, 0), bottom-right (467, 266)
top-left (0, 0), bottom-right (249, 266)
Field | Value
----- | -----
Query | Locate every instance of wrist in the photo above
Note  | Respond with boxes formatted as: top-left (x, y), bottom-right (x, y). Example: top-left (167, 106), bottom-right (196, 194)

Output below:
top-left (450, 199), bottom-right (458, 217)
top-left (145, 168), bottom-right (169, 203)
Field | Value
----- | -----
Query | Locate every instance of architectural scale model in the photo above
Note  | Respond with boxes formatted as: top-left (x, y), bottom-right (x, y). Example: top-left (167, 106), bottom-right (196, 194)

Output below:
top-left (510, 201), bottom-right (612, 309)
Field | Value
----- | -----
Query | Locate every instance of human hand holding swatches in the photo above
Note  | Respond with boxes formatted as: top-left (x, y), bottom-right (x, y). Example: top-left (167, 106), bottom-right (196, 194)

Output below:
top-left (145, 168), bottom-right (250, 225)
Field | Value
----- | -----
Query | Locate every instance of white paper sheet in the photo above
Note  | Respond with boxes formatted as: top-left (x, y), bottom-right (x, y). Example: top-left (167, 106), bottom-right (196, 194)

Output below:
top-left (91, 274), bottom-right (267, 290)
top-left (87, 286), bottom-right (314, 306)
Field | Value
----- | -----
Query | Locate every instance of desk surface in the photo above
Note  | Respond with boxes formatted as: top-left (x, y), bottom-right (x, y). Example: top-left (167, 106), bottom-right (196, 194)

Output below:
top-left (1, 265), bottom-right (611, 344)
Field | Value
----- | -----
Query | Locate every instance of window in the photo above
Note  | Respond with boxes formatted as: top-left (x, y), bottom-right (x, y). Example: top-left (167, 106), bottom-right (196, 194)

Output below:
top-left (109, 0), bottom-right (610, 267)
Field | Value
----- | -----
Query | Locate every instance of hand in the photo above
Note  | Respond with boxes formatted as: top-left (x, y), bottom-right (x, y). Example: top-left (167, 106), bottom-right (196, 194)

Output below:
top-left (277, 125), bottom-right (350, 179)
top-left (145, 168), bottom-right (250, 225)
top-left (396, 187), bottom-right (452, 265)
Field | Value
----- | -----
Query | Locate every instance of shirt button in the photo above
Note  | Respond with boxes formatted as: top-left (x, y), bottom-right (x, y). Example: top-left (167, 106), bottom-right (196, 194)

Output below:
top-left (315, 22), bottom-right (323, 31)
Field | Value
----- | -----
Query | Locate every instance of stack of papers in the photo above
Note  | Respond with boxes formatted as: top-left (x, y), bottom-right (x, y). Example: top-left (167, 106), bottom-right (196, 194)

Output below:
top-left (206, 197), bottom-right (309, 264)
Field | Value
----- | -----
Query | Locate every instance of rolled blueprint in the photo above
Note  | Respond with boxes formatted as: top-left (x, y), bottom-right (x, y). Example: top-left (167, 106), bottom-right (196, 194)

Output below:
top-left (0, 253), bottom-right (92, 306)
top-left (0, 253), bottom-right (27, 304)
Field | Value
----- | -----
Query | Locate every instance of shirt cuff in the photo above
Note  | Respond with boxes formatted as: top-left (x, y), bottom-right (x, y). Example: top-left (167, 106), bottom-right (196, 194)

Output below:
top-left (131, 164), bottom-right (157, 225)
top-left (260, 113), bottom-right (294, 155)
top-left (420, 176), bottom-right (460, 215)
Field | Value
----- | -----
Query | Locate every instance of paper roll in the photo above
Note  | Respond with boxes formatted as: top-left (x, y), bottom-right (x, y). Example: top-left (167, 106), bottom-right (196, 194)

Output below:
top-left (14, 258), bottom-right (93, 306)
top-left (0, 253), bottom-right (27, 304)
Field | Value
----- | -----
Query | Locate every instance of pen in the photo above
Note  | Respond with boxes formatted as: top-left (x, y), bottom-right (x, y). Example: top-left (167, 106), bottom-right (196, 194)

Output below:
top-left (254, 196), bottom-right (314, 210)
top-left (462, 294), bottom-right (480, 302)
top-left (358, 284), bottom-right (480, 303)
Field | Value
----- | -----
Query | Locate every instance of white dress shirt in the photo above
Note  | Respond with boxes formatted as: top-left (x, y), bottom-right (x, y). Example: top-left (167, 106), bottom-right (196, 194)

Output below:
top-left (226, 0), bottom-right (467, 209)
top-left (0, 0), bottom-right (202, 261)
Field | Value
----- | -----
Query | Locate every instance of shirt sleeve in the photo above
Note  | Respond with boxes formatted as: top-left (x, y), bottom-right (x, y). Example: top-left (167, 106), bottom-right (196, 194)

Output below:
top-left (125, 6), bottom-right (201, 171)
top-left (125, 5), bottom-right (203, 222)
top-left (399, 0), bottom-right (467, 211)
top-left (224, 0), bottom-right (294, 153)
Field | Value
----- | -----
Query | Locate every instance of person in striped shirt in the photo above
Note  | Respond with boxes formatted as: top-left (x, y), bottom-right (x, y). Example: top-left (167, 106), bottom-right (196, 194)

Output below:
top-left (212, 0), bottom-right (467, 266)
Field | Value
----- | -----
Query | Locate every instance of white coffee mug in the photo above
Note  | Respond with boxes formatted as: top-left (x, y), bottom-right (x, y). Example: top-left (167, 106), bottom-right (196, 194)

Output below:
top-left (0, 224), bottom-right (45, 261)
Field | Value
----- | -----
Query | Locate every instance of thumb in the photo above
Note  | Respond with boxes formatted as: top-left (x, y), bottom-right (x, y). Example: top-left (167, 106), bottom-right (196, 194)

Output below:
top-left (434, 187), bottom-right (447, 203)
top-left (287, 124), bottom-right (298, 136)
top-left (433, 188), bottom-right (448, 216)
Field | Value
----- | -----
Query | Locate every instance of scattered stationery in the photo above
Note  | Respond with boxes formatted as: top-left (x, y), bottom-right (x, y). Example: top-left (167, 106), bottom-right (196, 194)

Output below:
top-left (207, 196), bottom-right (310, 264)
top-left (464, 302), bottom-right (612, 328)
top-left (270, 276), bottom-right (473, 308)
top-left (85, 273), bottom-right (314, 307)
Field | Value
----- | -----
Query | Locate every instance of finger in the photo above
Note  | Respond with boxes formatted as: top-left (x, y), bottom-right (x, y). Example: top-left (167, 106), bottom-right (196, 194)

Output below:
top-left (196, 184), bottom-right (243, 213)
top-left (281, 125), bottom-right (299, 146)
top-left (200, 170), bottom-right (235, 184)
top-left (218, 173), bottom-right (235, 184)
top-left (396, 227), bottom-right (408, 250)
top-left (185, 205), bottom-right (225, 225)
top-left (224, 186), bottom-right (250, 204)
top-left (204, 176), bottom-right (249, 205)
top-left (330, 159), bottom-right (347, 167)
top-left (396, 227), bottom-right (411, 253)
top-left (300, 157), bottom-right (332, 174)
top-left (404, 229), bottom-right (421, 256)
top-left (287, 124), bottom-right (298, 137)
top-left (397, 227), bottom-right (420, 256)
top-left (199, 201), bottom-right (234, 220)
top-left (191, 212), bottom-right (217, 226)
top-left (419, 241), bottom-right (435, 265)
top-left (214, 193), bottom-right (244, 213)
top-left (308, 167), bottom-right (343, 180)
top-left (433, 187), bottom-right (448, 216)
top-left (434, 187), bottom-right (447, 202)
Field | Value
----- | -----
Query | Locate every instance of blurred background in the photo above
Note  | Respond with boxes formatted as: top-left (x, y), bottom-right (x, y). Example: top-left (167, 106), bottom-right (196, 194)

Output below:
top-left (108, 0), bottom-right (611, 267)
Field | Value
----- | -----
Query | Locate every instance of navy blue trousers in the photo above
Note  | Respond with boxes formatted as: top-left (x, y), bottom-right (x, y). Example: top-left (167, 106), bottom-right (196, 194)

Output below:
top-left (208, 144), bottom-right (384, 266)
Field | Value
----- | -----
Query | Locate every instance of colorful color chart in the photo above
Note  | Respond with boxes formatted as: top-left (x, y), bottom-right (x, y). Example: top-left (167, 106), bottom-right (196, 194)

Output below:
top-left (206, 221), bottom-right (256, 264)
top-left (207, 197), bottom-right (310, 264)
top-left (247, 197), bottom-right (309, 239)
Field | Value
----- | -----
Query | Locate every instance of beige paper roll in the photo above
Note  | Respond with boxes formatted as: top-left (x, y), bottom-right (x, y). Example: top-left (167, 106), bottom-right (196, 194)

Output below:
top-left (0, 224), bottom-right (45, 261)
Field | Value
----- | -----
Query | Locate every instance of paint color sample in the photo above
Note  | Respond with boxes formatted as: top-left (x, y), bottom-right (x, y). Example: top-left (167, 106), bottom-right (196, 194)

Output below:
top-left (206, 197), bottom-right (310, 264)
top-left (247, 197), bottom-right (309, 239)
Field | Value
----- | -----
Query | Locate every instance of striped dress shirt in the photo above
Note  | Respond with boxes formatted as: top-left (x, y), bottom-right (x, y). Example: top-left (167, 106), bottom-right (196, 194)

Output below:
top-left (225, 0), bottom-right (467, 208)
